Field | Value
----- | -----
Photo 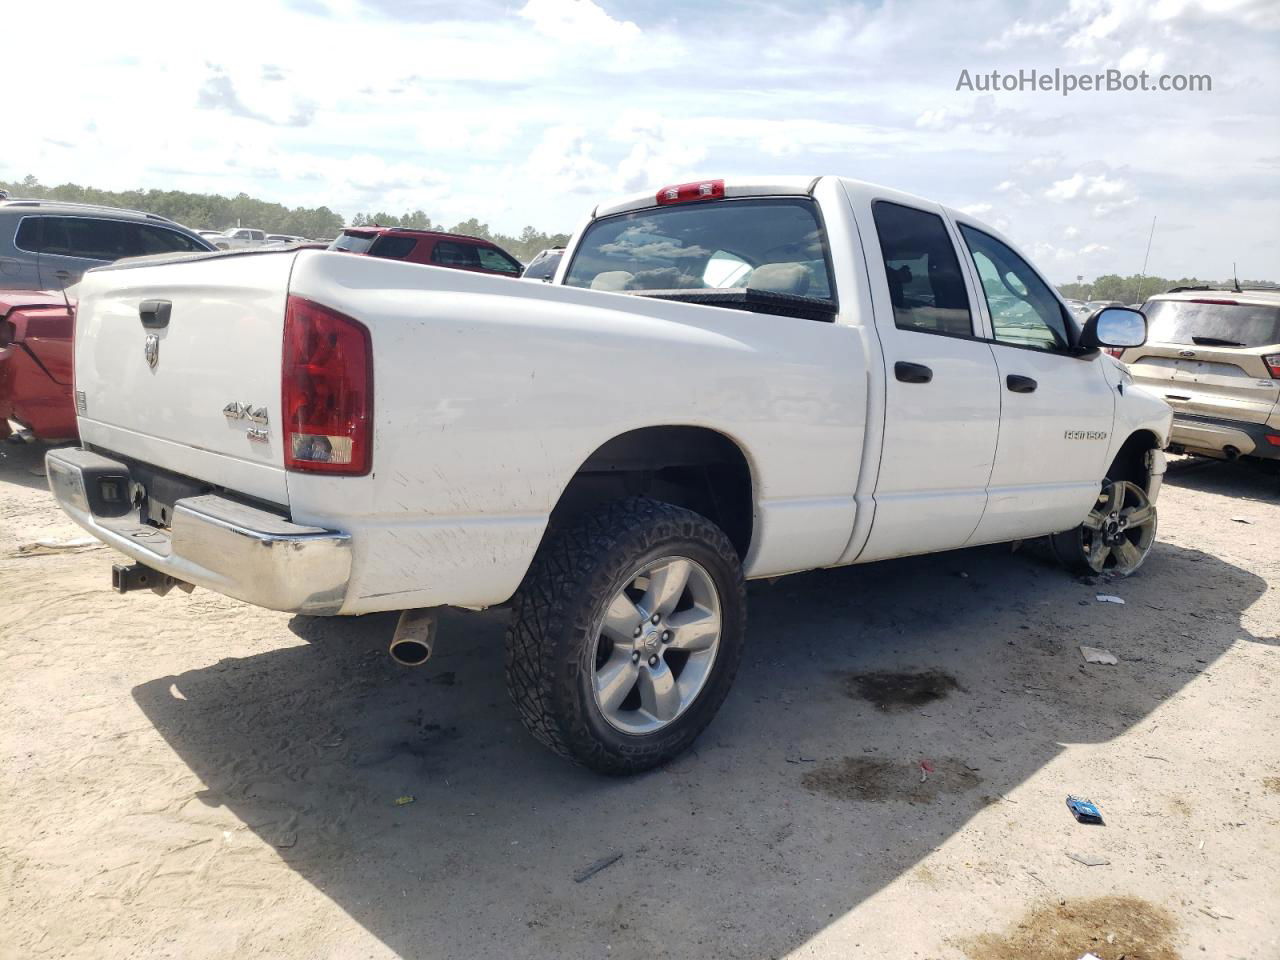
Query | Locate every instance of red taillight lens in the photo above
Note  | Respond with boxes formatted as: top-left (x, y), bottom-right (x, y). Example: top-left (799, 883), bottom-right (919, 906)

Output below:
top-left (1264, 354), bottom-right (1280, 379)
top-left (655, 179), bottom-right (725, 206)
top-left (282, 296), bottom-right (373, 475)
top-left (1104, 347), bottom-right (1124, 358)
top-left (1267, 434), bottom-right (1280, 448)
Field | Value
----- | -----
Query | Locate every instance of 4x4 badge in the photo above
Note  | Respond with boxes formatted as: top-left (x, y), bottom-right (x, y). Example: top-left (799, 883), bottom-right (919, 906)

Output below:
top-left (144, 335), bottom-right (159, 370)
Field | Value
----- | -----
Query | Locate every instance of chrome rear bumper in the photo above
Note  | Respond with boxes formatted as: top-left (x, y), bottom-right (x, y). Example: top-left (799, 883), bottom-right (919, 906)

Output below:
top-left (46, 448), bottom-right (351, 614)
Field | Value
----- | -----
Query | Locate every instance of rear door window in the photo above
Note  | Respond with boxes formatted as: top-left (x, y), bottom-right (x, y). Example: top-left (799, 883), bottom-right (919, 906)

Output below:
top-left (432, 241), bottom-right (482, 269)
top-left (34, 217), bottom-right (131, 261)
top-left (870, 201), bottom-right (972, 336)
top-left (1144, 299), bottom-right (1280, 348)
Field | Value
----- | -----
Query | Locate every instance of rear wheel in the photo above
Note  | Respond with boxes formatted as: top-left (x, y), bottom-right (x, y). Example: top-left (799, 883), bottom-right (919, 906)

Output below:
top-left (1052, 478), bottom-right (1157, 576)
top-left (505, 497), bottom-right (746, 775)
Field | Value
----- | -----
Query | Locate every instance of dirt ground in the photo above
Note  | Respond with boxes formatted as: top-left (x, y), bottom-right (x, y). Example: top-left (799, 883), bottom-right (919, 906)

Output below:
top-left (1, 441), bottom-right (1277, 960)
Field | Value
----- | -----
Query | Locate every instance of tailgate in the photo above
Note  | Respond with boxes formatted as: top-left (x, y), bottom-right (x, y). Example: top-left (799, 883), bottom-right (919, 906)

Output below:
top-left (74, 251), bottom-right (295, 505)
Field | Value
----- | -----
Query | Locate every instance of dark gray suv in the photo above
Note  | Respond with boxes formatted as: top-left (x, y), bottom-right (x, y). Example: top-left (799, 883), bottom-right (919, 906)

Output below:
top-left (0, 199), bottom-right (215, 290)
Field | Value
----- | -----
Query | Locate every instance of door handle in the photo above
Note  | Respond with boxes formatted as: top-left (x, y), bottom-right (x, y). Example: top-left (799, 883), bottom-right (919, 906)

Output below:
top-left (894, 361), bottom-right (933, 384)
top-left (1165, 393), bottom-right (1190, 401)
top-left (55, 270), bottom-right (72, 279)
top-left (138, 299), bottom-right (172, 329)
top-left (1006, 374), bottom-right (1037, 393)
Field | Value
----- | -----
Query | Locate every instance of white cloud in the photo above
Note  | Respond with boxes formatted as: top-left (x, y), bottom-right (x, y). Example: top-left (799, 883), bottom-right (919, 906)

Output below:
top-left (0, 0), bottom-right (1273, 282)
top-left (1045, 173), bottom-right (1130, 202)
top-left (518, 0), bottom-right (641, 47)
top-left (959, 202), bottom-right (993, 216)
top-left (611, 113), bottom-right (707, 193)
top-left (524, 125), bottom-right (610, 195)
top-left (1117, 46), bottom-right (1168, 73)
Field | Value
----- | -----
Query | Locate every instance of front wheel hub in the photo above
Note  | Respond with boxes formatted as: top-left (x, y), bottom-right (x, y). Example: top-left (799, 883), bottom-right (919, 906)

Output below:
top-left (1080, 479), bottom-right (1158, 575)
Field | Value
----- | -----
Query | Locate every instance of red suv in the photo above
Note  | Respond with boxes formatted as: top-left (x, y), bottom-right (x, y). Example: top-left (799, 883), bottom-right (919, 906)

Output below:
top-left (327, 227), bottom-right (523, 277)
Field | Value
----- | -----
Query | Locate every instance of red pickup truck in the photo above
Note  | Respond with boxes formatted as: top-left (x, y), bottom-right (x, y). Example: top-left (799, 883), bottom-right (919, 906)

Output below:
top-left (328, 227), bottom-right (524, 277)
top-left (0, 290), bottom-right (76, 440)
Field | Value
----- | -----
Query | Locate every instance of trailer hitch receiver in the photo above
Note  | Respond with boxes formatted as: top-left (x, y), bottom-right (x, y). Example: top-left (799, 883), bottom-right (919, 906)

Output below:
top-left (111, 562), bottom-right (194, 597)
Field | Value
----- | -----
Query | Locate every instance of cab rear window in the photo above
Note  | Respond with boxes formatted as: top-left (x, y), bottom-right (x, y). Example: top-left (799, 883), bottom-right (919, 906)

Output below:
top-left (564, 197), bottom-right (834, 301)
top-left (1145, 299), bottom-right (1280, 348)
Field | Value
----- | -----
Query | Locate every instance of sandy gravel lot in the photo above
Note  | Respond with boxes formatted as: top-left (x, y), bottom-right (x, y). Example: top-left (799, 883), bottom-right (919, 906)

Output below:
top-left (1, 441), bottom-right (1277, 960)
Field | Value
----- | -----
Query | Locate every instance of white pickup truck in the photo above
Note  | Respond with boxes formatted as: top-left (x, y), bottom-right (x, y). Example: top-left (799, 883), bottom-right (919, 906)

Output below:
top-left (49, 176), bottom-right (1171, 774)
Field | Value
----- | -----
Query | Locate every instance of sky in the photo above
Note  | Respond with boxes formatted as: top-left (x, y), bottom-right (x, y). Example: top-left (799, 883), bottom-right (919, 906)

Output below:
top-left (4, 0), bottom-right (1277, 282)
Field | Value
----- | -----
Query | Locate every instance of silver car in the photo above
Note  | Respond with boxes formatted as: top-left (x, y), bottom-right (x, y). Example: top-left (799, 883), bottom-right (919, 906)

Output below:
top-left (0, 199), bottom-right (214, 290)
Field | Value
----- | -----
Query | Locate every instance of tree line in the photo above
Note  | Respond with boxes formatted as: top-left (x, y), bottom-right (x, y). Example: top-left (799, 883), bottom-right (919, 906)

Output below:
top-left (1057, 273), bottom-right (1277, 304)
top-left (1, 176), bottom-right (570, 262)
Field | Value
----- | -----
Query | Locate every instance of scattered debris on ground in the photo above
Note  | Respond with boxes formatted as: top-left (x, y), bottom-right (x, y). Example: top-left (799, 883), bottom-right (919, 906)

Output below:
top-left (1095, 594), bottom-right (1126, 604)
top-left (1066, 851), bottom-right (1111, 866)
top-left (1079, 646), bottom-right (1119, 665)
top-left (14, 537), bottom-right (100, 556)
top-left (1066, 795), bottom-right (1105, 825)
top-left (572, 851), bottom-right (622, 883)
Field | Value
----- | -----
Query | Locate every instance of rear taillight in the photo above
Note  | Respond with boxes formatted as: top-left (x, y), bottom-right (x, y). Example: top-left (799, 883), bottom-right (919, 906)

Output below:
top-left (282, 296), bottom-right (373, 475)
top-left (1104, 347), bottom-right (1124, 358)
top-left (1264, 354), bottom-right (1280, 379)
top-left (655, 179), bottom-right (724, 205)
top-left (1267, 434), bottom-right (1280, 448)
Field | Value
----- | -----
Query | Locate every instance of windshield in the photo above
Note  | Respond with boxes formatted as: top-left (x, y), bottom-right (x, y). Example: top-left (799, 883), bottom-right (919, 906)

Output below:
top-left (564, 198), bottom-right (833, 300)
top-left (329, 232), bottom-right (376, 254)
top-left (1145, 299), bottom-right (1280, 348)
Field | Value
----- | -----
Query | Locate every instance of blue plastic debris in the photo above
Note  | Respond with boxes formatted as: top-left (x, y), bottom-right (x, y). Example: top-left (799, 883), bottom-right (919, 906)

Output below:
top-left (1066, 795), bottom-right (1104, 825)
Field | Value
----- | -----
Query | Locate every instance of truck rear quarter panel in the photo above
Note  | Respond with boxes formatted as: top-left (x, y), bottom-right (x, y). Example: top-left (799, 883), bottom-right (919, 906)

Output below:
top-left (285, 250), bottom-right (868, 613)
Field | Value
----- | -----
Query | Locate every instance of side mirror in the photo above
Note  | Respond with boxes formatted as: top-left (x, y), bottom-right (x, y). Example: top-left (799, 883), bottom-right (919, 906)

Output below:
top-left (1080, 306), bottom-right (1146, 350)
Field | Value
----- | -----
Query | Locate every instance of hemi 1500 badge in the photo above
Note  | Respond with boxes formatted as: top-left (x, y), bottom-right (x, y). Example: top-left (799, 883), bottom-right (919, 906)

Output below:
top-left (1064, 430), bottom-right (1108, 440)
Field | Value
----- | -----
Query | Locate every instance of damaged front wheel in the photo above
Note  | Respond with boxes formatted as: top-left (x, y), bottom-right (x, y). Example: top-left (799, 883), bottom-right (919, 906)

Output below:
top-left (1051, 479), bottom-right (1157, 576)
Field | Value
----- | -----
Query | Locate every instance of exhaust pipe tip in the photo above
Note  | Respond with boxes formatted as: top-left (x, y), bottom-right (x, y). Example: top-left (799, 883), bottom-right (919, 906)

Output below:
top-left (389, 638), bottom-right (432, 667)
top-left (389, 608), bottom-right (439, 667)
